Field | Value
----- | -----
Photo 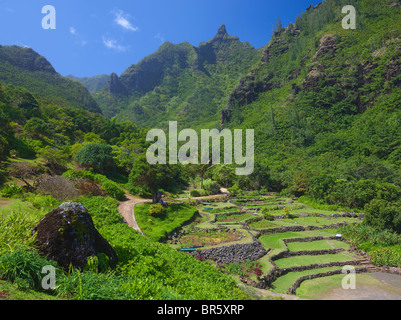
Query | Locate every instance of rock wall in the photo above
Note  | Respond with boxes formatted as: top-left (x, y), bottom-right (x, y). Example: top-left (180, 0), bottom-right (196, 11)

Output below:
top-left (255, 236), bottom-right (360, 289)
top-left (188, 240), bottom-right (267, 264)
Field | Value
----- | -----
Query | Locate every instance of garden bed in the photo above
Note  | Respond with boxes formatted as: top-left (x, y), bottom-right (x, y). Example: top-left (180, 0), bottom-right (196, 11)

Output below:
top-left (179, 229), bottom-right (244, 247)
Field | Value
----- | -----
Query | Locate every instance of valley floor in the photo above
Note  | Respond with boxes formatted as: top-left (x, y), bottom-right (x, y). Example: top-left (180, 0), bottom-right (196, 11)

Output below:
top-left (135, 192), bottom-right (401, 300)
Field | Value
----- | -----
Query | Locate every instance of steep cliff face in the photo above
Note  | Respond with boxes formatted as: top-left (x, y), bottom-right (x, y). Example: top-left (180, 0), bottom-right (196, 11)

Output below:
top-left (107, 73), bottom-right (127, 95)
top-left (95, 25), bottom-right (262, 128)
top-left (222, 0), bottom-right (401, 129)
top-left (218, 0), bottom-right (401, 195)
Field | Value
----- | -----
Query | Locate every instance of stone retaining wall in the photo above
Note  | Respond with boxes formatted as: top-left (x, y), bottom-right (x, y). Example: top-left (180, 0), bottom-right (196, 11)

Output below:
top-left (188, 240), bottom-right (267, 264)
top-left (255, 236), bottom-right (358, 289)
top-left (379, 267), bottom-right (401, 275)
top-left (256, 260), bottom-right (363, 289)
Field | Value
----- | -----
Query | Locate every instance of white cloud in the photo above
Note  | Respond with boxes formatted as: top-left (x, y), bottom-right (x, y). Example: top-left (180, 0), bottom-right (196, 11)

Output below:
top-left (113, 9), bottom-right (138, 32)
top-left (102, 36), bottom-right (128, 52)
top-left (70, 27), bottom-right (88, 46)
top-left (155, 33), bottom-right (165, 43)
top-left (16, 42), bottom-right (30, 48)
top-left (69, 27), bottom-right (88, 46)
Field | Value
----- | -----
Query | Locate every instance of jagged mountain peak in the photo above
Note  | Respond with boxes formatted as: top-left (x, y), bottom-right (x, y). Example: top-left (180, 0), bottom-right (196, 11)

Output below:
top-left (216, 24), bottom-right (228, 36)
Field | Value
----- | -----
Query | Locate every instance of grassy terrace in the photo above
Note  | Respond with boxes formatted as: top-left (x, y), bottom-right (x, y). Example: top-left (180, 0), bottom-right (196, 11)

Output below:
top-left (270, 266), bottom-right (344, 294)
top-left (258, 229), bottom-right (340, 251)
top-left (287, 240), bottom-right (350, 252)
top-left (215, 212), bottom-right (256, 223)
top-left (250, 216), bottom-right (357, 229)
top-left (136, 193), bottom-right (364, 298)
top-left (226, 194), bottom-right (364, 296)
top-left (274, 252), bottom-right (357, 269)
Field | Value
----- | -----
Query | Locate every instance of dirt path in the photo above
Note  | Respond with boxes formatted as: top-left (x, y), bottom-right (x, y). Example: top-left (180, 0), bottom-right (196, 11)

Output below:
top-left (118, 188), bottom-right (229, 236)
top-left (0, 199), bottom-right (14, 208)
top-left (118, 195), bottom-right (148, 236)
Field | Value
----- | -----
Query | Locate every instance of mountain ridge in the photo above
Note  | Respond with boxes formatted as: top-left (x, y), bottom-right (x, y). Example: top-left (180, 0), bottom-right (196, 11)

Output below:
top-left (94, 25), bottom-right (263, 128)
top-left (0, 45), bottom-right (102, 114)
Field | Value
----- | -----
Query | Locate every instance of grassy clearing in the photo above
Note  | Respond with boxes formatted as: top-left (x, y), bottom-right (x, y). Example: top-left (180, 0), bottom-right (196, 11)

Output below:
top-left (135, 203), bottom-right (199, 242)
top-left (0, 280), bottom-right (60, 300)
top-left (0, 199), bottom-right (37, 215)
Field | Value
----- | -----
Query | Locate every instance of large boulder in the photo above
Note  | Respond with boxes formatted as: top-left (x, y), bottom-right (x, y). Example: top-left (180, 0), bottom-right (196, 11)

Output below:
top-left (32, 202), bottom-right (118, 270)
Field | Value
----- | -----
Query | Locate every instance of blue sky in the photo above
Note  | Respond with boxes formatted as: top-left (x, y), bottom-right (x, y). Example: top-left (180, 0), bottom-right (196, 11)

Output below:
top-left (0, 0), bottom-right (322, 78)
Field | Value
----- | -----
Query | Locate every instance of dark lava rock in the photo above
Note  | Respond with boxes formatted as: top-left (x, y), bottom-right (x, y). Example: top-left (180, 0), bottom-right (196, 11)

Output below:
top-left (32, 202), bottom-right (118, 270)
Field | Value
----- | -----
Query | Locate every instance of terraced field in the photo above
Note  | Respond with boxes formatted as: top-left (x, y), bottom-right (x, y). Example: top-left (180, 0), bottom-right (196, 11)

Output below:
top-left (167, 193), bottom-right (378, 298)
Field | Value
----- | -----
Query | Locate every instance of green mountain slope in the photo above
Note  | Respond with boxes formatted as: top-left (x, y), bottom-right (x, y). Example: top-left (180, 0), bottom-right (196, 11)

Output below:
top-left (221, 0), bottom-right (401, 206)
top-left (0, 45), bottom-right (102, 114)
top-left (95, 25), bottom-right (262, 129)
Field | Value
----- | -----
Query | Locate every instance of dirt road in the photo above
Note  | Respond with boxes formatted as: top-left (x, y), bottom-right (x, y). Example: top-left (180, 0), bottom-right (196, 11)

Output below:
top-left (118, 195), bottom-right (148, 236)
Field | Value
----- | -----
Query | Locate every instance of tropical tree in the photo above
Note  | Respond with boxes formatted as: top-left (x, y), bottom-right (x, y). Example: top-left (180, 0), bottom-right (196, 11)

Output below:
top-left (74, 143), bottom-right (115, 174)
top-left (129, 155), bottom-right (175, 203)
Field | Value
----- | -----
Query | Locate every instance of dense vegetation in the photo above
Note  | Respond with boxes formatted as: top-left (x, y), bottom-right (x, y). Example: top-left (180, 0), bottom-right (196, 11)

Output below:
top-left (222, 0), bottom-right (401, 210)
top-left (1, 0), bottom-right (401, 300)
top-left (0, 195), bottom-right (246, 300)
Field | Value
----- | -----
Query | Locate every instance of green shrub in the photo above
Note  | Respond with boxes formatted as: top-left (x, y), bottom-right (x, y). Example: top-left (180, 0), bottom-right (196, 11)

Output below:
top-left (26, 194), bottom-right (60, 211)
top-left (203, 179), bottom-right (220, 195)
top-left (74, 143), bottom-right (115, 173)
top-left (0, 250), bottom-right (59, 291)
top-left (100, 180), bottom-right (125, 200)
top-left (364, 199), bottom-right (401, 233)
top-left (368, 246), bottom-right (401, 267)
top-left (261, 207), bottom-right (274, 221)
top-left (149, 204), bottom-right (165, 217)
top-left (63, 170), bottom-right (125, 200)
top-left (190, 189), bottom-right (202, 197)
top-left (1, 184), bottom-right (23, 198)
top-left (228, 183), bottom-right (243, 196)
top-left (246, 190), bottom-right (258, 197)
